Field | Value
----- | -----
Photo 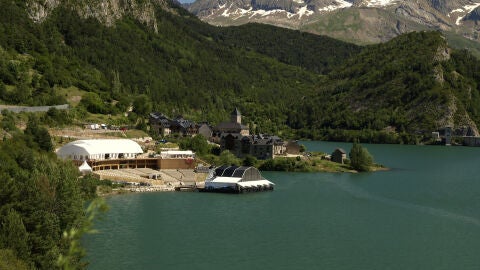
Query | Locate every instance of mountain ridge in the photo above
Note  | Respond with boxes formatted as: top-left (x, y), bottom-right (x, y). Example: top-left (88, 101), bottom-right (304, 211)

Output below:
top-left (186, 0), bottom-right (480, 50)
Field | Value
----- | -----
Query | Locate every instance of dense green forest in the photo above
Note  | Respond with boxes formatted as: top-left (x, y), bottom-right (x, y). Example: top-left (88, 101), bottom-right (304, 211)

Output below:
top-left (0, 111), bottom-right (100, 269)
top-left (0, 0), bottom-right (324, 135)
top-left (1, 0), bottom-right (480, 142)
top-left (202, 23), bottom-right (361, 74)
top-left (288, 32), bottom-right (480, 143)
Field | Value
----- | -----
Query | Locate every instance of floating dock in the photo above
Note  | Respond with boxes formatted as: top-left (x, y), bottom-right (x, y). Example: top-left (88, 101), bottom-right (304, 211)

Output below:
top-left (201, 165), bottom-right (274, 194)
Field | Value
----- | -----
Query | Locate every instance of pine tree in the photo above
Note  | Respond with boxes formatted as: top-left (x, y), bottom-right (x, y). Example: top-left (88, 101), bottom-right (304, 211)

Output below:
top-left (0, 208), bottom-right (30, 261)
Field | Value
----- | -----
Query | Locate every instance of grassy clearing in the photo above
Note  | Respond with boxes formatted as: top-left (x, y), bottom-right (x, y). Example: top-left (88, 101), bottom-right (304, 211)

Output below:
top-left (310, 159), bottom-right (356, 173)
top-left (56, 86), bottom-right (86, 106)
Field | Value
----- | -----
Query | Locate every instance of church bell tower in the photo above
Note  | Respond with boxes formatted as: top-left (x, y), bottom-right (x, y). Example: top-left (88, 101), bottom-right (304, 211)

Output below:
top-left (231, 108), bottom-right (241, 124)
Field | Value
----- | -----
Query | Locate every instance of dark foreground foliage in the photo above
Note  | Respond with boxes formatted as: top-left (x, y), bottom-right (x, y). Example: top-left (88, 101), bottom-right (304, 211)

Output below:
top-left (0, 126), bottom-right (99, 269)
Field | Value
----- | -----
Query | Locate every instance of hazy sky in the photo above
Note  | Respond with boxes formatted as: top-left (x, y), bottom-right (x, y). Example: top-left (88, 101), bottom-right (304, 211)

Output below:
top-left (178, 0), bottom-right (195, 3)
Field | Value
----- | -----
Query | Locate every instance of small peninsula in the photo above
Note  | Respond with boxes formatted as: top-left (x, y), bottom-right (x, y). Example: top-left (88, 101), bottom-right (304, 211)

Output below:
top-left (257, 142), bottom-right (387, 173)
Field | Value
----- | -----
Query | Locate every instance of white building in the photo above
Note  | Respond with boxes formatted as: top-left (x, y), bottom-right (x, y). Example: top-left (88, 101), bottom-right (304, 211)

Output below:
top-left (160, 150), bottom-right (195, 159)
top-left (57, 139), bottom-right (143, 161)
top-left (204, 165), bottom-right (274, 193)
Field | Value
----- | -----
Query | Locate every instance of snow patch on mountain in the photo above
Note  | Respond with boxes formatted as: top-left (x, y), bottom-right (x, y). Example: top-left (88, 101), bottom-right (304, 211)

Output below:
top-left (318, 0), bottom-right (352, 12)
top-left (449, 2), bottom-right (480, 25)
top-left (365, 0), bottom-right (398, 8)
top-left (298, 5), bottom-right (314, 18)
top-left (216, 3), bottom-right (315, 20)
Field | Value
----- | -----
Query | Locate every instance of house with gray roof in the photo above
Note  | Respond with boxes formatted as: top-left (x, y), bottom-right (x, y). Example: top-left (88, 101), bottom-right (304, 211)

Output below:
top-left (149, 112), bottom-right (171, 136)
top-left (170, 116), bottom-right (197, 136)
top-left (149, 113), bottom-right (202, 137)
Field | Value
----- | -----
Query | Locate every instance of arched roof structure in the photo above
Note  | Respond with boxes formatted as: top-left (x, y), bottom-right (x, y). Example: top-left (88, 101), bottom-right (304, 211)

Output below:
top-left (213, 166), bottom-right (265, 182)
top-left (57, 139), bottom-right (143, 160)
top-left (205, 165), bottom-right (274, 191)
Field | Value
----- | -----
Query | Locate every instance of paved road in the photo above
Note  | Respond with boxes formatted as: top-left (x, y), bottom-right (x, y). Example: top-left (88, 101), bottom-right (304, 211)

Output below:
top-left (0, 104), bottom-right (69, 113)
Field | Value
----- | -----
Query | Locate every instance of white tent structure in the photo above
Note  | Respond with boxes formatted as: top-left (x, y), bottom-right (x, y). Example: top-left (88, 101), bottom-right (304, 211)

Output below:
top-left (79, 161), bottom-right (93, 174)
top-left (57, 139), bottom-right (143, 161)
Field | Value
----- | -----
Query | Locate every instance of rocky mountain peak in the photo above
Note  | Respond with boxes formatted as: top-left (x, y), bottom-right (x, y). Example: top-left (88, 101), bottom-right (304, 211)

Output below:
top-left (26, 0), bottom-right (61, 23)
top-left (186, 0), bottom-right (480, 46)
top-left (25, 0), bottom-right (176, 32)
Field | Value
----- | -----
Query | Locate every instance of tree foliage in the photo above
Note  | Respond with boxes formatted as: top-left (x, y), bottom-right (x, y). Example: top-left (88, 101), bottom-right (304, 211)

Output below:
top-left (24, 115), bottom-right (53, 152)
top-left (218, 150), bottom-right (241, 166)
top-left (349, 141), bottom-right (373, 172)
top-left (179, 134), bottom-right (210, 156)
top-left (0, 249), bottom-right (29, 270)
top-left (259, 157), bottom-right (308, 172)
top-left (0, 123), bottom-right (100, 269)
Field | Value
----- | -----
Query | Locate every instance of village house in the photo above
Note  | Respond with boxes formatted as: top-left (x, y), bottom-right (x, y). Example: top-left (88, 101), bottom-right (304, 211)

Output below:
top-left (169, 116), bottom-right (197, 136)
top-left (149, 112), bottom-right (171, 136)
top-left (331, 148), bottom-right (347, 164)
top-left (150, 113), bottom-right (206, 137)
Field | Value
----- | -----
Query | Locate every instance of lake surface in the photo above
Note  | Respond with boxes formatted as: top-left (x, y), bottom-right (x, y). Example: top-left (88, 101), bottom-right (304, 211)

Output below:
top-left (85, 142), bottom-right (480, 270)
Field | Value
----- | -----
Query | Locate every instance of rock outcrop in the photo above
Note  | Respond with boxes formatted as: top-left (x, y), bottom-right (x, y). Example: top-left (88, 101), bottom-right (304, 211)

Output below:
top-left (25, 0), bottom-right (176, 32)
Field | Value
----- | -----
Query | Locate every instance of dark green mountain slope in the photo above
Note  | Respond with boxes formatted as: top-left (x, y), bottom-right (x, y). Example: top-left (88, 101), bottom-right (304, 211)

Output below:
top-left (1, 1), bottom-right (480, 143)
top-left (291, 31), bottom-right (480, 143)
top-left (0, 0), bottom-right (321, 132)
top-left (204, 23), bottom-right (362, 73)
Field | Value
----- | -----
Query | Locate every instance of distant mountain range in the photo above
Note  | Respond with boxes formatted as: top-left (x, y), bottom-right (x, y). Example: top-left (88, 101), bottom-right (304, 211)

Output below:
top-left (185, 0), bottom-right (480, 50)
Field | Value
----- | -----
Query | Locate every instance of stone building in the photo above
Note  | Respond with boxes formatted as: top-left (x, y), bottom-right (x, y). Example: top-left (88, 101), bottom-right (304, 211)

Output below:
top-left (213, 108), bottom-right (250, 138)
top-left (220, 133), bottom-right (290, 160)
top-left (331, 148), bottom-right (347, 164)
top-left (149, 113), bottom-right (202, 137)
top-left (149, 112), bottom-right (171, 137)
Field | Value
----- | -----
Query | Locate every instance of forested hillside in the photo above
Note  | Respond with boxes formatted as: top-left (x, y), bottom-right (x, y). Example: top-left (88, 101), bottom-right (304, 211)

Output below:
top-left (291, 32), bottom-right (480, 143)
top-left (203, 23), bottom-right (361, 73)
top-left (1, 0), bottom-right (480, 142)
top-left (0, 0), bottom-right (327, 135)
top-left (0, 112), bottom-right (100, 269)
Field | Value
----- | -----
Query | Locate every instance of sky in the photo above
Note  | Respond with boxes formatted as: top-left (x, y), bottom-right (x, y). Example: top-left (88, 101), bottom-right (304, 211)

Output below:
top-left (178, 0), bottom-right (195, 3)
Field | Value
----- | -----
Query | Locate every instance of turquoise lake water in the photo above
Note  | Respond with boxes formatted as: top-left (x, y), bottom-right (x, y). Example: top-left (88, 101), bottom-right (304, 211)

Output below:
top-left (85, 142), bottom-right (480, 269)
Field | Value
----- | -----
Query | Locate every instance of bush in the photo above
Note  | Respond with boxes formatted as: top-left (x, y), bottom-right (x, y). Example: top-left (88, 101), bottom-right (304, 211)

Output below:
top-left (349, 141), bottom-right (373, 172)
top-left (179, 135), bottom-right (210, 156)
top-left (218, 150), bottom-right (241, 166)
top-left (242, 155), bottom-right (258, 167)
